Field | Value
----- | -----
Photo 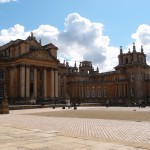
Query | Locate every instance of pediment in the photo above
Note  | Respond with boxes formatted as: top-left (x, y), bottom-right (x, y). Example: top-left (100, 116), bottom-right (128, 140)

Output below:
top-left (24, 50), bottom-right (56, 61)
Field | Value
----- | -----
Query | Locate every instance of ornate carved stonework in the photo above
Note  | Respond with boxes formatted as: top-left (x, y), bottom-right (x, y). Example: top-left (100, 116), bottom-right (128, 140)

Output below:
top-left (28, 50), bottom-right (52, 60)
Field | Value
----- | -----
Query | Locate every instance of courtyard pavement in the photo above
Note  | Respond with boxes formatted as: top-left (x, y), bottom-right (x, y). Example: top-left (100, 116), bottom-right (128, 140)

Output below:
top-left (0, 106), bottom-right (150, 150)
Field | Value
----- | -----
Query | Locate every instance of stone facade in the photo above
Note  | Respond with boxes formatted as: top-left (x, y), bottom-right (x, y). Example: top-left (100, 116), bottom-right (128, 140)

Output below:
top-left (66, 44), bottom-right (150, 106)
top-left (0, 34), bottom-right (150, 106)
top-left (0, 33), bottom-right (67, 104)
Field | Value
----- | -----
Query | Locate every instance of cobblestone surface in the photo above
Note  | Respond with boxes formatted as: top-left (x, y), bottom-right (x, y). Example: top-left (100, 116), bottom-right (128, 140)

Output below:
top-left (0, 106), bottom-right (150, 149)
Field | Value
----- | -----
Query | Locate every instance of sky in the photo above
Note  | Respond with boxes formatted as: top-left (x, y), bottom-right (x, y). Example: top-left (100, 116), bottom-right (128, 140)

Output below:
top-left (0, 0), bottom-right (150, 72)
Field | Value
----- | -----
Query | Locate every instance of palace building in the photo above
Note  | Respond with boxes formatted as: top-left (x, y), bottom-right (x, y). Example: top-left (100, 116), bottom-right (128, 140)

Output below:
top-left (0, 34), bottom-right (150, 106)
top-left (0, 33), bottom-right (67, 104)
top-left (66, 44), bottom-right (150, 106)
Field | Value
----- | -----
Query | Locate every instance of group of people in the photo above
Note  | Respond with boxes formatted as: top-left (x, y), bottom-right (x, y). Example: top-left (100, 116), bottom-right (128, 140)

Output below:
top-left (66, 96), bottom-right (77, 109)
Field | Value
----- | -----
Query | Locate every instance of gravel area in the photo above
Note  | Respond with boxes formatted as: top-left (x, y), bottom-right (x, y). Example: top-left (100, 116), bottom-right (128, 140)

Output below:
top-left (27, 107), bottom-right (150, 122)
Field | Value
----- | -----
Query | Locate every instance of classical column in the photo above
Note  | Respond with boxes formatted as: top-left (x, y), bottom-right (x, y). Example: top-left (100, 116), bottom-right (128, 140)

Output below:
top-left (34, 68), bottom-right (37, 98)
top-left (20, 64), bottom-right (25, 97)
top-left (55, 70), bottom-right (58, 97)
top-left (10, 68), bottom-right (14, 97)
top-left (63, 76), bottom-right (66, 98)
top-left (44, 68), bottom-right (47, 98)
top-left (119, 85), bottom-right (120, 97)
top-left (58, 74), bottom-right (61, 97)
top-left (118, 85), bottom-right (120, 97)
top-left (115, 85), bottom-right (117, 97)
top-left (51, 69), bottom-right (54, 97)
top-left (26, 66), bottom-right (30, 98)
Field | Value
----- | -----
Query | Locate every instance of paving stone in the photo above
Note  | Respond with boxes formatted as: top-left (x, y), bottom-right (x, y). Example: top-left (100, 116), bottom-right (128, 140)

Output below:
top-left (0, 107), bottom-right (149, 149)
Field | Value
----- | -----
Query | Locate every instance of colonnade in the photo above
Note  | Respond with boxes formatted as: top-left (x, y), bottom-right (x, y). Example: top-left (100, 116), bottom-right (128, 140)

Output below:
top-left (10, 64), bottom-right (59, 99)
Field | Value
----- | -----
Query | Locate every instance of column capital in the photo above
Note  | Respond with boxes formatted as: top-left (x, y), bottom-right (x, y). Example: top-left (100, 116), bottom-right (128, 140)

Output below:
top-left (25, 64), bottom-right (30, 68)
top-left (20, 62), bottom-right (25, 67)
top-left (44, 67), bottom-right (47, 70)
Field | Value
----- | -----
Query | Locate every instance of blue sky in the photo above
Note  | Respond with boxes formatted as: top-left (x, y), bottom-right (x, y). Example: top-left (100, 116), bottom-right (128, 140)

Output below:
top-left (1, 0), bottom-right (150, 71)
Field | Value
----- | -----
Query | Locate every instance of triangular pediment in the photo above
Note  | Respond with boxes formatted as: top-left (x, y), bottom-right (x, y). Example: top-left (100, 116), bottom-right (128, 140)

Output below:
top-left (23, 49), bottom-right (58, 62)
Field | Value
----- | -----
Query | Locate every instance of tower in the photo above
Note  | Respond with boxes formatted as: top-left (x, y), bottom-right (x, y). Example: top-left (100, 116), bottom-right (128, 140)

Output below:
top-left (115, 43), bottom-right (149, 103)
top-left (79, 61), bottom-right (94, 74)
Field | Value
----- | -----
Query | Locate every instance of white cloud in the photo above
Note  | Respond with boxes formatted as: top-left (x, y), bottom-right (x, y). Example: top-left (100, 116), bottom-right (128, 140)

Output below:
top-left (57, 13), bottom-right (119, 72)
top-left (0, 13), bottom-right (120, 72)
top-left (0, 0), bottom-right (17, 3)
top-left (0, 24), bottom-right (29, 44)
top-left (32, 25), bottom-right (59, 45)
top-left (132, 24), bottom-right (150, 45)
top-left (131, 24), bottom-right (150, 64)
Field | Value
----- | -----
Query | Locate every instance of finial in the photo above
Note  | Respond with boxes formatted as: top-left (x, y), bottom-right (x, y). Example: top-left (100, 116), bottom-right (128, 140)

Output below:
top-left (39, 39), bottom-right (42, 45)
top-left (141, 45), bottom-right (143, 53)
top-left (128, 48), bottom-right (131, 53)
top-left (66, 61), bottom-right (69, 67)
top-left (31, 32), bottom-right (33, 37)
top-left (120, 46), bottom-right (122, 54)
top-left (133, 43), bottom-right (136, 52)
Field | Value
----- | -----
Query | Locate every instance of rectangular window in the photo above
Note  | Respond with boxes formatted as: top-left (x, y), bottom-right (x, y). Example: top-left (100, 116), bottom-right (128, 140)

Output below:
top-left (40, 71), bottom-right (43, 81)
top-left (30, 70), bottom-right (34, 81)
top-left (86, 89), bottom-right (90, 98)
top-left (92, 90), bottom-right (95, 98)
top-left (0, 83), bottom-right (4, 98)
top-left (104, 87), bottom-right (107, 97)
top-left (98, 89), bottom-right (101, 97)
top-left (0, 69), bottom-right (4, 79)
